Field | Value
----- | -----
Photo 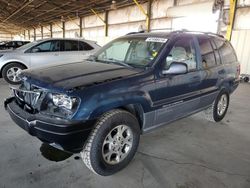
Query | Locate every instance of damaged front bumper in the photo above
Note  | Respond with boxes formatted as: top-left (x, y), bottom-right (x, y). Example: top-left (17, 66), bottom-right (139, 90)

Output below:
top-left (4, 97), bottom-right (94, 153)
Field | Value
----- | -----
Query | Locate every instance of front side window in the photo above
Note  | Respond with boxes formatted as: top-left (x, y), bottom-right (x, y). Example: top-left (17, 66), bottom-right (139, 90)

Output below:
top-left (198, 37), bottom-right (216, 69)
top-left (164, 37), bottom-right (197, 72)
top-left (95, 37), bottom-right (166, 68)
top-left (31, 40), bottom-right (60, 53)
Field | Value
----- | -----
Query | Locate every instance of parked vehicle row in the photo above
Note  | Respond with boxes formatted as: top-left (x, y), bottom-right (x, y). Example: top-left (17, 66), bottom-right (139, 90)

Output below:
top-left (0, 38), bottom-right (100, 84)
top-left (0, 40), bottom-right (30, 51)
top-left (4, 31), bottom-right (240, 176)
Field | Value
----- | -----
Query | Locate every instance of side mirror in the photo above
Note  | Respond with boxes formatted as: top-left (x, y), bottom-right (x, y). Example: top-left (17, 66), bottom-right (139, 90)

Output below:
top-left (31, 47), bottom-right (40, 53)
top-left (162, 62), bottom-right (188, 75)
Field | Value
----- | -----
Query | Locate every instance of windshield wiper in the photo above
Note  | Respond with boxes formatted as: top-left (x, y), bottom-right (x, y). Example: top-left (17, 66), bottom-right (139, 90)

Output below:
top-left (105, 58), bottom-right (133, 68)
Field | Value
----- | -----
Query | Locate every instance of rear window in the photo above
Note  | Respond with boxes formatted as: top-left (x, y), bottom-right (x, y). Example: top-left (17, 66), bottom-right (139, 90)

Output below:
top-left (79, 41), bottom-right (94, 51)
top-left (214, 40), bottom-right (237, 64)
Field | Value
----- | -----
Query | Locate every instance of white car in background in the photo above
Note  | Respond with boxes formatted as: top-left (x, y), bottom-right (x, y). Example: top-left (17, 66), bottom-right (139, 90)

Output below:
top-left (0, 38), bottom-right (100, 84)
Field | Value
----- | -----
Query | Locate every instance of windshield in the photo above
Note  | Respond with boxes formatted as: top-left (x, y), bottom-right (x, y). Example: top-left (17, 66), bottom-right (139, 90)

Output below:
top-left (16, 40), bottom-right (39, 50)
top-left (94, 37), bottom-right (167, 68)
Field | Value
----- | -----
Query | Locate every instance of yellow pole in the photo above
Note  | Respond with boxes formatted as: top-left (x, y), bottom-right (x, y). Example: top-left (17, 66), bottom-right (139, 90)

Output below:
top-left (91, 9), bottom-right (106, 24)
top-left (90, 9), bottom-right (108, 36)
top-left (133, 0), bottom-right (150, 32)
top-left (226, 0), bottom-right (237, 41)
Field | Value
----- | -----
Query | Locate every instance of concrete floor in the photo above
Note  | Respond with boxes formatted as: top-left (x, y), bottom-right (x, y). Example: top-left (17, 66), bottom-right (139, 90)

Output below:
top-left (0, 79), bottom-right (250, 188)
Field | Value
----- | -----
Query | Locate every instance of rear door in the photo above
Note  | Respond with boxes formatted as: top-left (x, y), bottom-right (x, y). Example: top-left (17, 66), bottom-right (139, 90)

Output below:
top-left (196, 36), bottom-right (222, 108)
top-left (29, 40), bottom-right (60, 68)
top-left (59, 40), bottom-right (81, 64)
top-left (150, 36), bottom-right (202, 128)
top-left (78, 41), bottom-right (97, 60)
top-left (213, 39), bottom-right (240, 91)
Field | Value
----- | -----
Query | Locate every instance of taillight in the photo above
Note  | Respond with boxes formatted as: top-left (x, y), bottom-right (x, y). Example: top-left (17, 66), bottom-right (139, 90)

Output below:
top-left (236, 64), bottom-right (240, 78)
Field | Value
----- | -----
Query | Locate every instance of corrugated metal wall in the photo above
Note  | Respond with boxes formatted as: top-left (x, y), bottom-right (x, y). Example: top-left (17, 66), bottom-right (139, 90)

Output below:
top-left (231, 3), bottom-right (250, 75)
top-left (0, 32), bottom-right (12, 41)
top-left (20, 0), bottom-right (217, 45)
top-left (231, 30), bottom-right (250, 75)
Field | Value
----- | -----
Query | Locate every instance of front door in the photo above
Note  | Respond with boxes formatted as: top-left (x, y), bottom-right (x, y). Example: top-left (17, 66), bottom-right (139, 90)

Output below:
top-left (29, 40), bottom-right (60, 68)
top-left (151, 36), bottom-right (202, 128)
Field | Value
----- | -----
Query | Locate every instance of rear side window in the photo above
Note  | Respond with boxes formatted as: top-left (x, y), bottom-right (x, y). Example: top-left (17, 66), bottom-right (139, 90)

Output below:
top-left (63, 40), bottom-right (79, 51)
top-left (79, 41), bottom-right (94, 51)
top-left (214, 40), bottom-right (237, 64)
top-left (17, 41), bottom-right (23, 46)
top-left (210, 39), bottom-right (221, 64)
top-left (198, 37), bottom-right (216, 69)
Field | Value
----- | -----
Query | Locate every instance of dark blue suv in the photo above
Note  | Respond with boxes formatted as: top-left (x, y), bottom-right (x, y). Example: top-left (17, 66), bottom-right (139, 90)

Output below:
top-left (5, 31), bottom-right (240, 176)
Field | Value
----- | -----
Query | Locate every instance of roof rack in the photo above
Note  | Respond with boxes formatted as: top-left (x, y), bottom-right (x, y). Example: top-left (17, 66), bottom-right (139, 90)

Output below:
top-left (171, 29), bottom-right (224, 38)
top-left (126, 30), bottom-right (145, 35)
top-left (126, 28), bottom-right (173, 35)
top-left (125, 29), bottom-right (224, 38)
top-left (150, 28), bottom-right (173, 32)
top-left (203, 32), bottom-right (224, 38)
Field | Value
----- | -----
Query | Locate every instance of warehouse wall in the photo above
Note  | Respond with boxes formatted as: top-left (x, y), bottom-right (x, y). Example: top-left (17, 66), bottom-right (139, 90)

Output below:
top-left (0, 32), bottom-right (13, 41)
top-left (19, 0), bottom-right (168, 44)
top-left (231, 0), bottom-right (250, 74)
top-left (19, 0), bottom-right (219, 45)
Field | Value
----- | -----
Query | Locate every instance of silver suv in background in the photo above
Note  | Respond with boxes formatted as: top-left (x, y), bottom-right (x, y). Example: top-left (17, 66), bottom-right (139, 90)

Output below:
top-left (0, 38), bottom-right (100, 84)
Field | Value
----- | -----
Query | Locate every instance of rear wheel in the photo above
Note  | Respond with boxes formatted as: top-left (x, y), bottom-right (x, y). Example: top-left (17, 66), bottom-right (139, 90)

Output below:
top-left (2, 63), bottom-right (26, 85)
top-left (244, 76), bottom-right (249, 83)
top-left (203, 91), bottom-right (229, 122)
top-left (81, 109), bottom-right (140, 176)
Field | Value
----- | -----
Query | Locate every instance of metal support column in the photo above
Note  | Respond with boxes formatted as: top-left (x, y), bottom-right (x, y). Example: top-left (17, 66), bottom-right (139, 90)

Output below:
top-left (147, 0), bottom-right (152, 32)
top-left (28, 30), bottom-right (30, 40)
top-left (226, 0), bottom-right (238, 41)
top-left (104, 10), bottom-right (108, 37)
top-left (80, 17), bottom-right (83, 37)
top-left (41, 26), bottom-right (43, 39)
top-left (91, 9), bottom-right (108, 37)
top-left (62, 21), bottom-right (65, 38)
top-left (133, 0), bottom-right (150, 32)
top-left (50, 24), bottom-right (53, 38)
top-left (33, 28), bottom-right (36, 41)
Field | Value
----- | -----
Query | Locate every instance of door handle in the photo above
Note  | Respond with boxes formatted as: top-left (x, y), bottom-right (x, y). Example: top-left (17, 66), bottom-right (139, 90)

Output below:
top-left (191, 76), bottom-right (201, 82)
top-left (218, 69), bottom-right (226, 75)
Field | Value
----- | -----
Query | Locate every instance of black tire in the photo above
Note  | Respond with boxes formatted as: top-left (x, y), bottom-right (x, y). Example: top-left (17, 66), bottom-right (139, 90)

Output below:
top-left (244, 76), bottom-right (249, 83)
top-left (2, 63), bottom-right (26, 85)
top-left (203, 90), bottom-right (230, 122)
top-left (81, 109), bottom-right (140, 176)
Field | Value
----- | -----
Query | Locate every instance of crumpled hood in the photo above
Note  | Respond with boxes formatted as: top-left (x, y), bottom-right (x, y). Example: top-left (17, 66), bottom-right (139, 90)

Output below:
top-left (20, 61), bottom-right (140, 90)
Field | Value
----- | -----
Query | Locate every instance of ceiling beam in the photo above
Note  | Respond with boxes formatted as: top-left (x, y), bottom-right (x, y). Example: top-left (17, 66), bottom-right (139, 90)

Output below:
top-left (1, 0), bottom-right (34, 23)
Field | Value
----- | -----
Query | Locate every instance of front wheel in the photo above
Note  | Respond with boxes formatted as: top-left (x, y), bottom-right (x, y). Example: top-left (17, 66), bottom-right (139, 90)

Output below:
top-left (2, 63), bottom-right (26, 85)
top-left (204, 90), bottom-right (230, 122)
top-left (81, 109), bottom-right (140, 176)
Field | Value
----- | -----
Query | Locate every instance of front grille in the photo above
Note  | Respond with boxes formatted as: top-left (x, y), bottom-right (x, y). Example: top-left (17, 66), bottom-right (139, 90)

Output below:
top-left (11, 86), bottom-right (41, 108)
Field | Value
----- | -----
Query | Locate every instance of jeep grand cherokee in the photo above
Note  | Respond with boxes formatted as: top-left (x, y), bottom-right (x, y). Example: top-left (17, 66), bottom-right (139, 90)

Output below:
top-left (5, 31), bottom-right (240, 176)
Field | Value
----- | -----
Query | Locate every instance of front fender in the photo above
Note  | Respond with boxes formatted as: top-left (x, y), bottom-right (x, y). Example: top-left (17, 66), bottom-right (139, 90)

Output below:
top-left (0, 58), bottom-right (28, 70)
top-left (74, 91), bottom-right (153, 120)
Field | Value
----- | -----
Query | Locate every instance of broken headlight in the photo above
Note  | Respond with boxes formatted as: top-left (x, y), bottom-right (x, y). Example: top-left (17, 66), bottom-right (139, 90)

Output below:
top-left (52, 94), bottom-right (77, 110)
top-left (42, 93), bottom-right (79, 118)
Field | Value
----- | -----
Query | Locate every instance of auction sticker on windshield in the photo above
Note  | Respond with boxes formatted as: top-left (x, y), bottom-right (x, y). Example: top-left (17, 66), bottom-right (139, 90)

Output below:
top-left (146, 37), bottom-right (168, 43)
